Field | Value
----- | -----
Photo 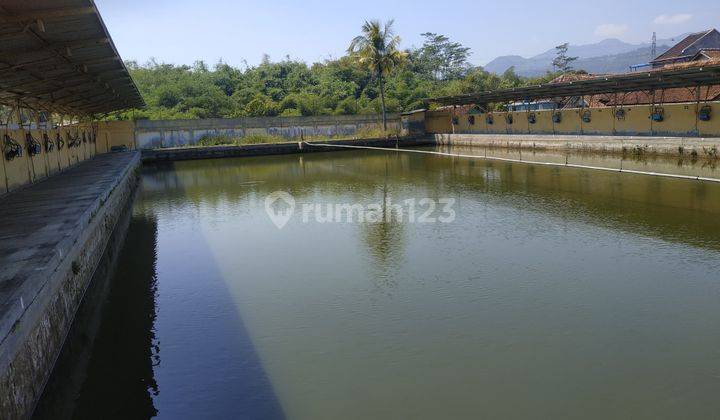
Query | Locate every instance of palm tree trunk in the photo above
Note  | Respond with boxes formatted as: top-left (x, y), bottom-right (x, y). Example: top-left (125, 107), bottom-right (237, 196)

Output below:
top-left (378, 73), bottom-right (387, 132)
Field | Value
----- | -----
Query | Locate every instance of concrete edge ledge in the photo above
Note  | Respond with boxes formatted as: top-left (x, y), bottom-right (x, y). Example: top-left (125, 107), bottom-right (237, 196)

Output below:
top-left (0, 153), bottom-right (141, 347)
top-left (435, 133), bottom-right (720, 158)
top-left (141, 137), bottom-right (435, 163)
top-left (0, 152), bottom-right (141, 419)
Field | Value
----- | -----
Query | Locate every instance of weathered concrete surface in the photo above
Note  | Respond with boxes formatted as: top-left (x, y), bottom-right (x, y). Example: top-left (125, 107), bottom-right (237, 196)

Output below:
top-left (0, 152), bottom-right (140, 419)
top-left (435, 133), bottom-right (720, 158)
top-left (32, 187), bottom-right (138, 419)
top-left (141, 137), bottom-right (434, 163)
top-left (135, 114), bottom-right (402, 149)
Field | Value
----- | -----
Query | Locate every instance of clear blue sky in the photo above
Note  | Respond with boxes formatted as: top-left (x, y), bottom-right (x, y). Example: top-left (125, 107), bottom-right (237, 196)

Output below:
top-left (96, 0), bottom-right (720, 68)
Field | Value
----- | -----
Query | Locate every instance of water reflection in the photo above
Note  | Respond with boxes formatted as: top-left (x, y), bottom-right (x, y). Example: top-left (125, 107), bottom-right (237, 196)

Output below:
top-left (359, 185), bottom-right (407, 291)
top-left (39, 148), bottom-right (720, 419)
top-left (144, 151), bottom-right (719, 257)
top-left (35, 213), bottom-right (160, 419)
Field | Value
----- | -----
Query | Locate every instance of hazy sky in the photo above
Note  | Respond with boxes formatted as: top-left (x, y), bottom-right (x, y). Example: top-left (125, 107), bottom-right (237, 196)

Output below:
top-left (96, 0), bottom-right (720, 68)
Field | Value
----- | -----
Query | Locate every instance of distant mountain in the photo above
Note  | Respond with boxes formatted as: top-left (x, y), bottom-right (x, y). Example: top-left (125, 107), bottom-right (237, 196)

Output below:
top-left (483, 34), bottom-right (687, 76)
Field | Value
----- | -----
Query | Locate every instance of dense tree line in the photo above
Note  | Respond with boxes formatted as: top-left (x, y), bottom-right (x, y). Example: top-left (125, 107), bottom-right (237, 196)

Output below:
top-left (118, 31), bottom-right (562, 120)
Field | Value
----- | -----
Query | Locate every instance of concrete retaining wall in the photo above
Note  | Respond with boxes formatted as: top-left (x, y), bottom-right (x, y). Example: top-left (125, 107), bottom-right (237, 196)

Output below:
top-left (0, 153), bottom-right (140, 419)
top-left (435, 133), bottom-right (720, 158)
top-left (141, 137), bottom-right (433, 163)
top-left (135, 114), bottom-right (401, 150)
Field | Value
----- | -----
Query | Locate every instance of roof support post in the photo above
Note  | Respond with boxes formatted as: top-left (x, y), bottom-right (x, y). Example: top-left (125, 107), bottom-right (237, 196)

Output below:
top-left (650, 89), bottom-right (656, 136)
top-left (695, 85), bottom-right (701, 136)
top-left (612, 93), bottom-right (618, 136)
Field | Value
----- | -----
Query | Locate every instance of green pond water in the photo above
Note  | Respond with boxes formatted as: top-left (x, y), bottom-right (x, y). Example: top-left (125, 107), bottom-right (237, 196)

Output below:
top-left (38, 147), bottom-right (720, 419)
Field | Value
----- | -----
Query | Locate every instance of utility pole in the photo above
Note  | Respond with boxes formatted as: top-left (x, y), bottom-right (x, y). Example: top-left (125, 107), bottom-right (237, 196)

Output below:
top-left (651, 32), bottom-right (657, 60)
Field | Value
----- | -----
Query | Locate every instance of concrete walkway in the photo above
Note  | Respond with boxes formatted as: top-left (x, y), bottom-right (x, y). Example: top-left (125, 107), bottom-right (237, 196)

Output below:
top-left (0, 152), bottom-right (139, 346)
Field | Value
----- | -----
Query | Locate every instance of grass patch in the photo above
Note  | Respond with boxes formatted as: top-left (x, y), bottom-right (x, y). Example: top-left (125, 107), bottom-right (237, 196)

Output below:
top-left (196, 134), bottom-right (236, 146)
top-left (243, 134), bottom-right (289, 144)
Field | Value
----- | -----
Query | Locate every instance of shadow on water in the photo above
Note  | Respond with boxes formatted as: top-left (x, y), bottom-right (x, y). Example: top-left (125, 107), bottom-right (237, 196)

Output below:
top-left (35, 186), bottom-right (285, 418)
top-left (35, 148), bottom-right (720, 419)
top-left (34, 206), bottom-right (160, 419)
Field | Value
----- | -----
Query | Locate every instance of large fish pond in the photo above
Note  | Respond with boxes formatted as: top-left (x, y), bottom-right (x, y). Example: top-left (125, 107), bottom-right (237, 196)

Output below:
top-left (37, 146), bottom-right (720, 419)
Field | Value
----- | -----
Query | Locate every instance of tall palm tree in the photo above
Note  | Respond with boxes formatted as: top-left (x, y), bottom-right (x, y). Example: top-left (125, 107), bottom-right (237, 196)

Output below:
top-left (348, 20), bottom-right (406, 131)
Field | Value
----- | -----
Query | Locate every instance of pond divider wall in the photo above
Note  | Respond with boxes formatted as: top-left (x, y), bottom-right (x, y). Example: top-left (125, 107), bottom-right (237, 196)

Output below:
top-left (434, 134), bottom-right (720, 158)
top-left (141, 137), bottom-right (433, 163)
top-left (0, 153), bottom-right (141, 419)
top-left (135, 114), bottom-right (402, 149)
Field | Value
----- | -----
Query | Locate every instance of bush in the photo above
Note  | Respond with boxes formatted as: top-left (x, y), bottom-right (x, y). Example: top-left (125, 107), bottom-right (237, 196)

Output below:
top-left (241, 134), bottom-right (288, 144)
top-left (280, 108), bottom-right (302, 117)
top-left (335, 97), bottom-right (358, 115)
top-left (197, 134), bottom-right (235, 146)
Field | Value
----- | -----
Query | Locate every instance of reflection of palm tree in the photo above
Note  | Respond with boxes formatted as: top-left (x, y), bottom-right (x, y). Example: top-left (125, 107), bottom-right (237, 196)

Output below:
top-left (359, 156), bottom-right (406, 288)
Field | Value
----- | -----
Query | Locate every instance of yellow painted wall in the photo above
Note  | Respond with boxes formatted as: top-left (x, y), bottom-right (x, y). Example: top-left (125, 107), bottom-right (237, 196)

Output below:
top-left (78, 128), bottom-right (88, 161)
top-left (472, 113), bottom-right (489, 134)
top-left (0, 148), bottom-right (7, 194)
top-left (506, 111), bottom-right (528, 135)
top-left (401, 111), bottom-right (427, 136)
top-left (64, 129), bottom-right (80, 165)
top-left (456, 114), bottom-right (487, 134)
top-left (96, 129), bottom-right (110, 154)
top-left (461, 114), bottom-right (474, 134)
top-left (698, 102), bottom-right (720, 137)
top-left (43, 130), bottom-right (62, 176)
top-left (454, 114), bottom-right (469, 134)
top-left (56, 129), bottom-right (71, 171)
top-left (0, 120), bottom-right (139, 196)
top-left (581, 107), bottom-right (614, 135)
top-left (486, 112), bottom-right (508, 134)
top-left (2, 130), bottom-right (31, 191)
top-left (426, 111), bottom-right (452, 134)
top-left (98, 120), bottom-right (136, 150)
top-left (79, 127), bottom-right (89, 161)
top-left (613, 105), bottom-right (651, 136)
top-left (554, 109), bottom-right (582, 135)
top-left (653, 103), bottom-right (698, 137)
top-left (82, 126), bottom-right (93, 159)
top-left (438, 102), bottom-right (720, 138)
top-left (528, 110), bottom-right (554, 135)
top-left (27, 130), bottom-right (48, 182)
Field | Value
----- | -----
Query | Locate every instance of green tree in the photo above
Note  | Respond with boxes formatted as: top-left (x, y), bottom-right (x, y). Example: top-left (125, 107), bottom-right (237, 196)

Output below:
top-left (413, 33), bottom-right (471, 81)
top-left (112, 27), bottom-right (569, 121)
top-left (244, 95), bottom-right (279, 117)
top-left (552, 43), bottom-right (578, 73)
top-left (348, 19), bottom-right (407, 130)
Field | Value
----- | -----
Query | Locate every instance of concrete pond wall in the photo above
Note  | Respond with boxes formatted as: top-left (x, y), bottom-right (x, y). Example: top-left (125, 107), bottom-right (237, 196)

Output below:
top-left (434, 133), bottom-right (720, 159)
top-left (134, 114), bottom-right (401, 149)
top-left (0, 153), bottom-right (141, 419)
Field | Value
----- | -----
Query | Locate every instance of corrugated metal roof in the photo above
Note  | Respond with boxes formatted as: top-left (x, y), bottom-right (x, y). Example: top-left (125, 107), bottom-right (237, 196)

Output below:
top-left (428, 63), bottom-right (720, 106)
top-left (651, 30), bottom-right (715, 63)
top-left (0, 0), bottom-right (144, 115)
top-left (601, 86), bottom-right (720, 106)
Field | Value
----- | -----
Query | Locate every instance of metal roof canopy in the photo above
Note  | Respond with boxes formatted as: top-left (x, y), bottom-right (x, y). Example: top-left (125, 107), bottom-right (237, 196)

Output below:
top-left (0, 0), bottom-right (145, 116)
top-left (428, 64), bottom-right (720, 106)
